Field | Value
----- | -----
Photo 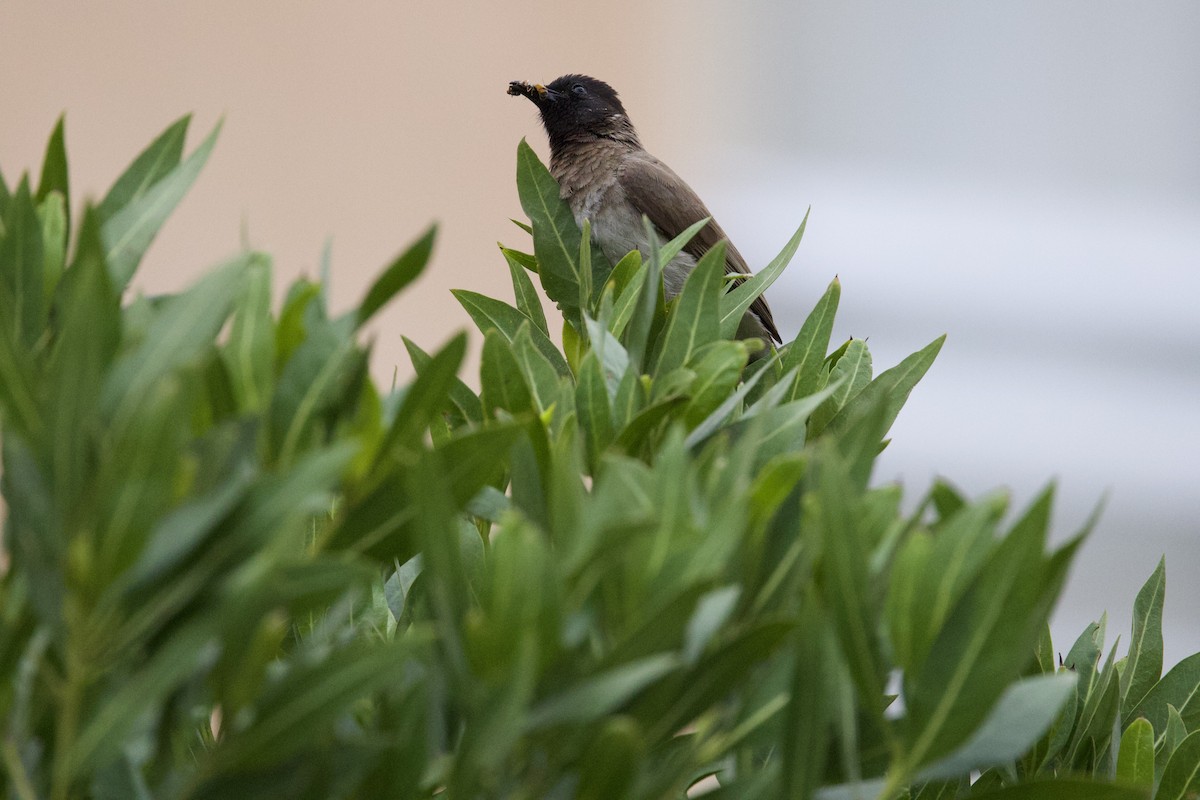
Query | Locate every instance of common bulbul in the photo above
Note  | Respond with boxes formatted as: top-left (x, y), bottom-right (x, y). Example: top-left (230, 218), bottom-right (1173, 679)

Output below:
top-left (508, 74), bottom-right (781, 349)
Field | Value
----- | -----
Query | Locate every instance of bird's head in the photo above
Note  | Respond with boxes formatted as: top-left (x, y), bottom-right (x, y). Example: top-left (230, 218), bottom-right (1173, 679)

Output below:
top-left (508, 74), bottom-right (637, 149)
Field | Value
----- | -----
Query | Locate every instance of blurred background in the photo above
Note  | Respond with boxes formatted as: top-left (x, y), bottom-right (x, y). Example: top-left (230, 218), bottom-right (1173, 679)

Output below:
top-left (3, 2), bottom-right (1197, 663)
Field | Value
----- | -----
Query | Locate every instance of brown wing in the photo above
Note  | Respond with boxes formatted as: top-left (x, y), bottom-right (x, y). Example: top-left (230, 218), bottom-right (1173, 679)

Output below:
top-left (617, 151), bottom-right (781, 343)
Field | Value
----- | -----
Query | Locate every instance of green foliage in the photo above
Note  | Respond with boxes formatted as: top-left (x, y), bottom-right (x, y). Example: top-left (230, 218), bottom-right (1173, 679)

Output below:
top-left (0, 118), bottom-right (1193, 800)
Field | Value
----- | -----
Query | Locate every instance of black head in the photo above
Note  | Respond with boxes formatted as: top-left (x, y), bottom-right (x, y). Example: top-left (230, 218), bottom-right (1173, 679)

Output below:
top-left (508, 74), bottom-right (637, 150)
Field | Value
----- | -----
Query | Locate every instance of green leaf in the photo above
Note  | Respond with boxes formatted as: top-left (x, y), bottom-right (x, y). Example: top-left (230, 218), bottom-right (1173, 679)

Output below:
top-left (453, 288), bottom-right (570, 377)
top-left (624, 217), bottom-right (667, 370)
top-left (1157, 731), bottom-right (1200, 800)
top-left (38, 190), bottom-right (67, 304)
top-left (683, 350), bottom-right (781, 448)
top-left (100, 253), bottom-right (243, 424)
top-left (583, 315), bottom-right (630, 397)
top-left (784, 603), bottom-right (832, 800)
top-left (220, 253), bottom-right (274, 411)
top-left (526, 654), bottom-right (679, 731)
top-left (481, 329), bottom-right (533, 417)
top-left (269, 313), bottom-right (361, 467)
top-left (102, 119), bottom-right (221, 288)
top-left (374, 332), bottom-right (467, 464)
top-left (1121, 557), bottom-right (1164, 717)
top-left (403, 335), bottom-right (482, 426)
top-left (782, 276), bottom-right (841, 401)
top-left (808, 338), bottom-right (872, 435)
top-left (682, 585), bottom-right (741, 666)
top-left (1115, 717), bottom-right (1154, 788)
top-left (576, 350), bottom-right (615, 471)
top-left (357, 223), bottom-right (435, 327)
top-left (510, 321), bottom-right (565, 415)
top-left (504, 245), bottom-right (549, 335)
top-left (97, 114), bottom-right (188, 222)
top-left (718, 208), bottom-right (808, 338)
top-left (35, 115), bottom-right (70, 237)
top-left (0, 176), bottom-right (46, 348)
top-left (905, 486), bottom-right (1072, 769)
top-left (1162, 704), bottom-right (1187, 769)
top-left (1128, 652), bottom-right (1200, 736)
top-left (577, 717), bottom-right (644, 800)
top-left (44, 207), bottom-right (121, 514)
top-left (682, 340), bottom-right (749, 428)
top-left (915, 672), bottom-right (1077, 781)
top-left (515, 138), bottom-right (601, 327)
top-left (966, 779), bottom-right (1149, 800)
top-left (651, 240), bottom-right (724, 378)
top-left (813, 449), bottom-right (885, 718)
top-left (826, 334), bottom-right (946, 439)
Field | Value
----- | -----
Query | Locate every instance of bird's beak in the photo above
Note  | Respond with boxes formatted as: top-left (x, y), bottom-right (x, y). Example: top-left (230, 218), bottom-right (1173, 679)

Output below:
top-left (508, 80), bottom-right (554, 105)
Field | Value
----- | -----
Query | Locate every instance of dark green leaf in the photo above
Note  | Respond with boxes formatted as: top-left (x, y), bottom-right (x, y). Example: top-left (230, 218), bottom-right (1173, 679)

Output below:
top-left (374, 332), bottom-right (467, 465)
top-left (526, 654), bottom-right (679, 731)
top-left (403, 335), bottom-right (482, 426)
top-left (576, 351), bottom-right (614, 472)
top-left (481, 329), bottom-right (533, 417)
top-left (826, 334), bottom-right (946, 440)
top-left (967, 779), bottom-right (1149, 800)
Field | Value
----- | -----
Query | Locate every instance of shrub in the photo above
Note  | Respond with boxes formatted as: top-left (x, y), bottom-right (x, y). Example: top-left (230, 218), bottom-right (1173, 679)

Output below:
top-left (0, 117), bottom-right (1195, 799)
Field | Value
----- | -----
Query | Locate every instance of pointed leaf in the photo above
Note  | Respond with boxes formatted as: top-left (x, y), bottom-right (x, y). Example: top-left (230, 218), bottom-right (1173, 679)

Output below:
top-left (783, 276), bottom-right (841, 401)
top-left (1115, 717), bottom-right (1154, 788)
top-left (504, 246), bottom-right (549, 335)
top-left (453, 288), bottom-right (570, 376)
top-left (718, 209), bottom-right (808, 338)
top-left (1121, 557), bottom-right (1165, 717)
top-left (97, 114), bottom-right (189, 221)
top-left (35, 115), bottom-right (70, 237)
top-left (651, 240), bottom-right (724, 377)
top-left (102, 119), bottom-right (221, 288)
top-left (1158, 731), bottom-right (1200, 800)
top-left (357, 223), bottom-right (435, 326)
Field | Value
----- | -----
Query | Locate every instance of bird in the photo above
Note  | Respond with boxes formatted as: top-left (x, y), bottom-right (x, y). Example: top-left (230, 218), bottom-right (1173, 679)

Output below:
top-left (507, 74), bottom-right (781, 351)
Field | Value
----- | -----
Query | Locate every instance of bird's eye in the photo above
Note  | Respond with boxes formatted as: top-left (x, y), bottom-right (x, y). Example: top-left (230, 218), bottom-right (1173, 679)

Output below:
top-left (571, 84), bottom-right (587, 97)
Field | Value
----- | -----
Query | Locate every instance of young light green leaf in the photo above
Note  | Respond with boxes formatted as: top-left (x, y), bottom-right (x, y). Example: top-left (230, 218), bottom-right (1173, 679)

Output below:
top-left (1115, 717), bottom-right (1154, 789)
top-left (38, 191), bottom-right (66, 304)
top-left (1121, 557), bottom-right (1165, 717)
top-left (357, 223), bottom-right (435, 327)
top-left (576, 351), bottom-right (614, 471)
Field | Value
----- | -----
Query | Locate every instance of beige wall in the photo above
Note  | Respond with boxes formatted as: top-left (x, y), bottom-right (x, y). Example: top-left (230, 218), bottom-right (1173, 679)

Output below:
top-left (0, 1), bottom-right (724, 383)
